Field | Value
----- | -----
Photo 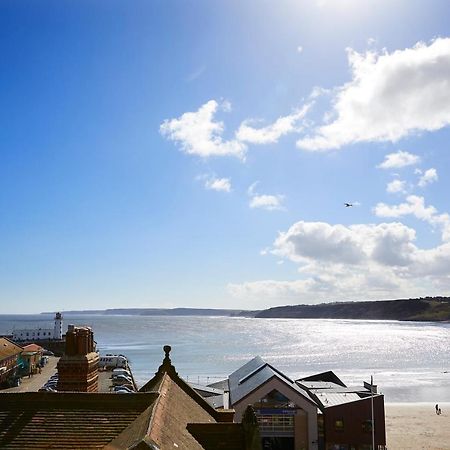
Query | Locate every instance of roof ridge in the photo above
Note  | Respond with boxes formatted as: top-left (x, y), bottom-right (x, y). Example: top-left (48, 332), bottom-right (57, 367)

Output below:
top-left (265, 363), bottom-right (294, 384)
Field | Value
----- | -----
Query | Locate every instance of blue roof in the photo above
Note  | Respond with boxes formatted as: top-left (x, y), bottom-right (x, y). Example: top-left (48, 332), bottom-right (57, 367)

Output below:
top-left (228, 356), bottom-right (316, 406)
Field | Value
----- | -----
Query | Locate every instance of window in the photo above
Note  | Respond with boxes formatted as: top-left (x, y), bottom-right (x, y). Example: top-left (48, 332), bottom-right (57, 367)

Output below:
top-left (318, 415), bottom-right (324, 436)
top-left (334, 419), bottom-right (344, 432)
top-left (362, 420), bottom-right (373, 433)
top-left (258, 414), bottom-right (294, 434)
top-left (256, 390), bottom-right (292, 408)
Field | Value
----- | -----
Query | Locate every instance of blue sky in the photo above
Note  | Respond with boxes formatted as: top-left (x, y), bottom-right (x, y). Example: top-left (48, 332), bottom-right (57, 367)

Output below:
top-left (1, 0), bottom-right (450, 313)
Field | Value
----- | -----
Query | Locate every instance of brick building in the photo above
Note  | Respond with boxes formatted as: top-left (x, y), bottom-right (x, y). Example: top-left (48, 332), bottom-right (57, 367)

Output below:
top-left (20, 343), bottom-right (44, 376)
top-left (194, 358), bottom-right (386, 450)
top-left (0, 338), bottom-right (23, 388)
top-left (57, 324), bottom-right (99, 392)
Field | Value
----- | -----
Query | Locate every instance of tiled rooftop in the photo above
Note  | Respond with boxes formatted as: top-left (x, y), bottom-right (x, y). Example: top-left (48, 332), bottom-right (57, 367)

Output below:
top-left (0, 338), bottom-right (23, 361)
top-left (22, 344), bottom-right (43, 353)
top-left (0, 392), bottom-right (157, 449)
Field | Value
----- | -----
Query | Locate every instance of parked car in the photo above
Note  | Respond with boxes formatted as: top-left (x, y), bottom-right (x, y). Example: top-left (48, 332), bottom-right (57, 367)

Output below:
top-left (112, 380), bottom-right (133, 388)
top-left (113, 385), bottom-right (134, 393)
top-left (38, 386), bottom-right (56, 392)
top-left (112, 374), bottom-right (133, 383)
top-left (112, 368), bottom-right (131, 377)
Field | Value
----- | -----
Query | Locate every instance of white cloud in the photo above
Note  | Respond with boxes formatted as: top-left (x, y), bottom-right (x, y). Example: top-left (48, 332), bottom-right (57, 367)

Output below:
top-left (248, 182), bottom-right (285, 211)
top-left (204, 177), bottom-right (232, 193)
top-left (228, 279), bottom-right (320, 306)
top-left (374, 195), bottom-right (450, 241)
top-left (377, 150), bottom-right (420, 169)
top-left (386, 179), bottom-right (407, 194)
top-left (418, 168), bottom-right (438, 187)
top-left (297, 38), bottom-right (450, 150)
top-left (250, 194), bottom-right (285, 211)
top-left (374, 195), bottom-right (435, 220)
top-left (160, 100), bottom-right (246, 159)
top-left (297, 45), bottom-right (303, 53)
top-left (309, 86), bottom-right (331, 99)
top-left (272, 221), bottom-right (417, 267)
top-left (236, 104), bottom-right (310, 145)
top-left (229, 218), bottom-right (450, 305)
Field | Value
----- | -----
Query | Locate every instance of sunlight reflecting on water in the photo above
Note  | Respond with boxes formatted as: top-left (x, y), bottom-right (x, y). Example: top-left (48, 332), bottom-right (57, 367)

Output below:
top-left (1, 314), bottom-right (449, 401)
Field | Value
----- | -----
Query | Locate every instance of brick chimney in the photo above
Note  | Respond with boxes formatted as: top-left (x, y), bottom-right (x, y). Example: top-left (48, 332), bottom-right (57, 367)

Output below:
top-left (57, 325), bottom-right (99, 392)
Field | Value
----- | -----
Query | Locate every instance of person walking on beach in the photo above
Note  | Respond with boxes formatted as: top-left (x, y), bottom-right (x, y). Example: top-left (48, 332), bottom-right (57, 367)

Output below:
top-left (435, 404), bottom-right (439, 414)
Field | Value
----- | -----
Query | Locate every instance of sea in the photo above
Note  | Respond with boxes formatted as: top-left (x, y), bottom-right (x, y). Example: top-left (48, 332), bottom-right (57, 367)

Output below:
top-left (1, 314), bottom-right (449, 403)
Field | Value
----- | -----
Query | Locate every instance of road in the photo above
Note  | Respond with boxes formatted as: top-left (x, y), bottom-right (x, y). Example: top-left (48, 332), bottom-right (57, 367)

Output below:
top-left (3, 356), bottom-right (59, 392)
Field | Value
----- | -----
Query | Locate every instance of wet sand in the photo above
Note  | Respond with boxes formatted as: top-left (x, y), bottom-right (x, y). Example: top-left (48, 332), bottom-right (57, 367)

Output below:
top-left (386, 403), bottom-right (450, 450)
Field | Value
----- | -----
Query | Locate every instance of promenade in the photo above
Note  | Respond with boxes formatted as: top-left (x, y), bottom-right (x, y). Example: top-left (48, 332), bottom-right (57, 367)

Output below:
top-left (1, 357), bottom-right (132, 394)
top-left (3, 356), bottom-right (59, 393)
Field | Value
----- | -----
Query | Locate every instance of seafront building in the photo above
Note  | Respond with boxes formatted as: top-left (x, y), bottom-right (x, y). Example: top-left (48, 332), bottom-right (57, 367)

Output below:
top-left (0, 338), bottom-right (23, 388)
top-left (194, 356), bottom-right (386, 450)
top-left (297, 372), bottom-right (386, 450)
top-left (19, 343), bottom-right (44, 377)
top-left (11, 312), bottom-right (64, 342)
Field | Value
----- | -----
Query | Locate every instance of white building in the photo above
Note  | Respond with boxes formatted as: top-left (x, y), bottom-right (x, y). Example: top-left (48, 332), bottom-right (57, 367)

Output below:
top-left (12, 312), bottom-right (64, 342)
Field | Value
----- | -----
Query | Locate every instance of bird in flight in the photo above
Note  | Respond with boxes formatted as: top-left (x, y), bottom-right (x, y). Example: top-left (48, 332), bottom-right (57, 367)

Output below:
top-left (344, 203), bottom-right (353, 207)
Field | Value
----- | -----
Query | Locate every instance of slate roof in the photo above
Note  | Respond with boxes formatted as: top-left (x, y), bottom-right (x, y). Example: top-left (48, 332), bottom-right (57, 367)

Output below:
top-left (310, 390), bottom-right (362, 407)
top-left (207, 379), bottom-right (229, 391)
top-left (0, 392), bottom-right (158, 449)
top-left (188, 383), bottom-right (224, 397)
top-left (228, 356), bottom-right (315, 406)
top-left (0, 338), bottom-right (23, 361)
top-left (296, 371), bottom-right (380, 409)
top-left (297, 381), bottom-right (344, 390)
top-left (203, 394), bottom-right (225, 409)
top-left (297, 370), bottom-right (347, 387)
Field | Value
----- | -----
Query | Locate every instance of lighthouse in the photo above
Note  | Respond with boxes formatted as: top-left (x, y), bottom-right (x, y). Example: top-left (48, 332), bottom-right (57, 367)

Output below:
top-left (53, 312), bottom-right (63, 340)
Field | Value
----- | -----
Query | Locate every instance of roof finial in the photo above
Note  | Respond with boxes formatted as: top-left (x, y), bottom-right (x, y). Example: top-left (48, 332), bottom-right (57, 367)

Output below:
top-left (156, 345), bottom-right (177, 377)
top-left (163, 345), bottom-right (171, 360)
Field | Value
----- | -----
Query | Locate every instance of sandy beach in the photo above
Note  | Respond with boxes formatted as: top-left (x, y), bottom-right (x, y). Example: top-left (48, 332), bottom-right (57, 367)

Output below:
top-left (386, 403), bottom-right (450, 450)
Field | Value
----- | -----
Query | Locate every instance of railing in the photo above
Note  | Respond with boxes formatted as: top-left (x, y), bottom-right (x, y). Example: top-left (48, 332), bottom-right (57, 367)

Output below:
top-left (182, 375), bottom-right (228, 385)
top-left (257, 414), bottom-right (295, 436)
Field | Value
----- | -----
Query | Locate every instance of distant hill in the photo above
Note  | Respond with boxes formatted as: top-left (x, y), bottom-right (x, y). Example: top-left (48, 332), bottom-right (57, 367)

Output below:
top-left (42, 297), bottom-right (450, 321)
top-left (255, 297), bottom-right (450, 321)
top-left (42, 308), bottom-right (256, 317)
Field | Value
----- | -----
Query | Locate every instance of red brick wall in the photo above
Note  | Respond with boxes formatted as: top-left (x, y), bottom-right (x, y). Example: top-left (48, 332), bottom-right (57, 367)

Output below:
top-left (324, 396), bottom-right (386, 447)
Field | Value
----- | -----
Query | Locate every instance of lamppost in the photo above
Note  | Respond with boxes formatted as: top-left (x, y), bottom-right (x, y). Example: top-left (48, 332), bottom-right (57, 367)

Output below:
top-left (371, 375), bottom-right (375, 450)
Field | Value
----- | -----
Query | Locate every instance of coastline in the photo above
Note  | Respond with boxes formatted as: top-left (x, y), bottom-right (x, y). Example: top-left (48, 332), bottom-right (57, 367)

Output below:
top-left (385, 403), bottom-right (450, 450)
